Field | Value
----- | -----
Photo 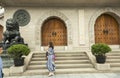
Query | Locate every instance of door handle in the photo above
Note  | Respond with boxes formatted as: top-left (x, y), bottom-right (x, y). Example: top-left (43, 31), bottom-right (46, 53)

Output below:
top-left (52, 32), bottom-right (57, 36)
top-left (103, 29), bottom-right (108, 34)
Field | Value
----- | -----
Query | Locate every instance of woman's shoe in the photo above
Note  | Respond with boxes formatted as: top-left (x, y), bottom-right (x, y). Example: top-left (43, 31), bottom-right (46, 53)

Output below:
top-left (51, 73), bottom-right (54, 76)
top-left (48, 74), bottom-right (52, 77)
top-left (48, 73), bottom-right (52, 77)
top-left (48, 73), bottom-right (54, 77)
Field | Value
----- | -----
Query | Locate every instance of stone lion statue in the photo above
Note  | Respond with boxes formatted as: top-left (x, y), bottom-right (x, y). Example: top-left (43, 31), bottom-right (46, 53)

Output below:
top-left (2, 18), bottom-right (24, 50)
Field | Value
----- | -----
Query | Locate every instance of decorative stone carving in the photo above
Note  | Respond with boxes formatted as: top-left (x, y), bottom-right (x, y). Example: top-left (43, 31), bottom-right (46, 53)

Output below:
top-left (2, 18), bottom-right (24, 51)
top-left (36, 9), bottom-right (72, 46)
top-left (13, 9), bottom-right (30, 26)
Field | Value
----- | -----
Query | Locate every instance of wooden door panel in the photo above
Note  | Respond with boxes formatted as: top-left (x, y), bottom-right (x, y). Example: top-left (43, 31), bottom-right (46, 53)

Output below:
top-left (0, 26), bottom-right (3, 42)
top-left (42, 18), bottom-right (67, 46)
top-left (105, 14), bottom-right (119, 44)
top-left (95, 14), bottom-right (119, 45)
top-left (95, 15), bottom-right (105, 43)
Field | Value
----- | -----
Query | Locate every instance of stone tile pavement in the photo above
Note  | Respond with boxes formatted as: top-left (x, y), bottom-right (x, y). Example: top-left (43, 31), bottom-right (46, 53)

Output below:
top-left (4, 73), bottom-right (120, 78)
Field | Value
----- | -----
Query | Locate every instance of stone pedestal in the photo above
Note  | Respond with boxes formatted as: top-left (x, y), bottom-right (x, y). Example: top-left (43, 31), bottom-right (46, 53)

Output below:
top-left (95, 63), bottom-right (110, 70)
top-left (1, 54), bottom-right (14, 68)
top-left (9, 65), bottom-right (25, 75)
top-left (3, 68), bottom-right (10, 76)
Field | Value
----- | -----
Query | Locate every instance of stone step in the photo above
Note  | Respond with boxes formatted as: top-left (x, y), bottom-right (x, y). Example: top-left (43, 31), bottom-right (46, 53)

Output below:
top-left (34, 52), bottom-right (86, 55)
top-left (107, 63), bottom-right (120, 67)
top-left (28, 64), bottom-right (94, 70)
top-left (107, 51), bottom-right (120, 53)
top-left (25, 52), bottom-right (95, 75)
top-left (33, 52), bottom-right (86, 54)
top-left (32, 55), bottom-right (88, 59)
top-left (111, 67), bottom-right (120, 72)
top-left (106, 53), bottom-right (120, 56)
top-left (33, 54), bottom-right (86, 57)
top-left (106, 52), bottom-right (120, 68)
top-left (106, 59), bottom-right (120, 63)
top-left (23, 68), bottom-right (97, 75)
top-left (107, 56), bottom-right (120, 59)
top-left (30, 60), bottom-right (90, 65)
top-left (31, 57), bottom-right (89, 61)
top-left (109, 64), bottom-right (120, 67)
top-left (1, 56), bottom-right (14, 68)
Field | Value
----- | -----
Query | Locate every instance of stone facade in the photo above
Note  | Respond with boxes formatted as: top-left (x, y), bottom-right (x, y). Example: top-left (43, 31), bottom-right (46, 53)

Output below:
top-left (1, 7), bottom-right (120, 52)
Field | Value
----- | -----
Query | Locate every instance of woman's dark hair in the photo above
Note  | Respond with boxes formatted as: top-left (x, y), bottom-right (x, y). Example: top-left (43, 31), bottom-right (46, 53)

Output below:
top-left (49, 42), bottom-right (54, 49)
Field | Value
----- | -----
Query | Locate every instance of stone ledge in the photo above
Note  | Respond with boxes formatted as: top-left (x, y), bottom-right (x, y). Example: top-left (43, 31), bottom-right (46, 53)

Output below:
top-left (3, 68), bottom-right (10, 76)
top-left (95, 63), bottom-right (110, 71)
top-left (9, 65), bottom-right (25, 75)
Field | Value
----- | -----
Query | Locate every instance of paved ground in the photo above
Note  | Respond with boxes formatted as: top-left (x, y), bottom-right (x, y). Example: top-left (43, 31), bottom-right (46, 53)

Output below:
top-left (4, 73), bottom-right (120, 78)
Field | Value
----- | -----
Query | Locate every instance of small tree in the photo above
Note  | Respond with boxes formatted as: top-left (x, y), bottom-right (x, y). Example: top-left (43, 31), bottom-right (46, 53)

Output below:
top-left (91, 43), bottom-right (111, 56)
top-left (7, 44), bottom-right (30, 66)
top-left (91, 43), bottom-right (111, 63)
top-left (7, 44), bottom-right (30, 59)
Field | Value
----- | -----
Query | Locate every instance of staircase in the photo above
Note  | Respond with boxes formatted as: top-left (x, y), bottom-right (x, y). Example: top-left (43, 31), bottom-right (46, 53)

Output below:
top-left (23, 52), bottom-right (97, 75)
top-left (1, 54), bottom-right (14, 68)
top-left (106, 51), bottom-right (120, 72)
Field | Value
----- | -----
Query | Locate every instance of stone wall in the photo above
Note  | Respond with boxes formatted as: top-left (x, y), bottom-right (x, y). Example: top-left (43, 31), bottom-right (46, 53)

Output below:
top-left (1, 7), bottom-right (120, 51)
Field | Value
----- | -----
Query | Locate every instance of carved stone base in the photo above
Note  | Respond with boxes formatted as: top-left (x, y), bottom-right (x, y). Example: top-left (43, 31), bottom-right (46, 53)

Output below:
top-left (95, 63), bottom-right (110, 70)
top-left (9, 65), bottom-right (25, 75)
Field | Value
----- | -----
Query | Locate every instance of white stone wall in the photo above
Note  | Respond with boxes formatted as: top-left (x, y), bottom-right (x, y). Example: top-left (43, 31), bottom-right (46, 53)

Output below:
top-left (1, 7), bottom-right (120, 52)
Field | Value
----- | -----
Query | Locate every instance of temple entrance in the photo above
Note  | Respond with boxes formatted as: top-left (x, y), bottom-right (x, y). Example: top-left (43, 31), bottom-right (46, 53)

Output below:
top-left (94, 14), bottom-right (120, 45)
top-left (41, 17), bottom-right (67, 46)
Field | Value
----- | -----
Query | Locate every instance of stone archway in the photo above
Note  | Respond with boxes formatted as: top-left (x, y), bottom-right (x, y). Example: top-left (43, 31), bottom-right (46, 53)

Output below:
top-left (95, 14), bottom-right (119, 45)
top-left (35, 9), bottom-right (72, 49)
top-left (89, 7), bottom-right (120, 47)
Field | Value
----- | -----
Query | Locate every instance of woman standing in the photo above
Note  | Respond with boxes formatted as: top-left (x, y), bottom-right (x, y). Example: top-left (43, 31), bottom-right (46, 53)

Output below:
top-left (46, 42), bottom-right (55, 77)
top-left (0, 46), bottom-right (3, 78)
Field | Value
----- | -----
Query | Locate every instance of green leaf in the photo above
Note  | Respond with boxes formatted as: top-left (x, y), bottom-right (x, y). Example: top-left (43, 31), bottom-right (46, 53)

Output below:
top-left (7, 44), bottom-right (30, 59)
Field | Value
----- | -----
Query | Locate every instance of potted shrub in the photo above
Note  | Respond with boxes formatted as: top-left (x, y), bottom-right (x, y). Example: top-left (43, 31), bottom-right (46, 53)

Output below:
top-left (7, 44), bottom-right (30, 66)
top-left (91, 43), bottom-right (111, 63)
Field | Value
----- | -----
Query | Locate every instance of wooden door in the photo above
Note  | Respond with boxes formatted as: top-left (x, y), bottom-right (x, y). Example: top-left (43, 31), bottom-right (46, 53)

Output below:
top-left (95, 14), bottom-right (119, 44)
top-left (41, 18), bottom-right (67, 46)
top-left (0, 25), bottom-right (3, 42)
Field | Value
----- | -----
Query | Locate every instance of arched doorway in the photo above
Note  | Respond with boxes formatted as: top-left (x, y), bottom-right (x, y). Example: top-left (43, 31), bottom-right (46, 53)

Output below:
top-left (41, 17), bottom-right (67, 46)
top-left (94, 14), bottom-right (120, 45)
top-left (0, 25), bottom-right (3, 42)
